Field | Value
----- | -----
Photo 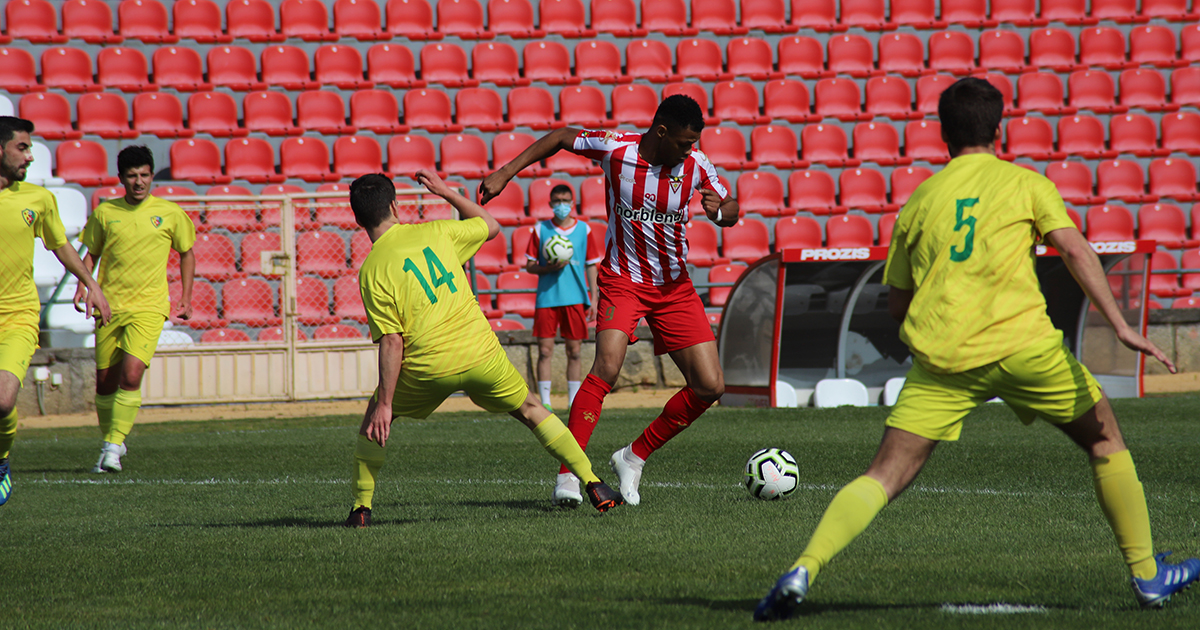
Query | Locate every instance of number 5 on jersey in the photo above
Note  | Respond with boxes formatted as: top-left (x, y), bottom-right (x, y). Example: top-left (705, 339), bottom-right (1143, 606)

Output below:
top-left (951, 198), bottom-right (979, 262)
top-left (403, 247), bottom-right (458, 304)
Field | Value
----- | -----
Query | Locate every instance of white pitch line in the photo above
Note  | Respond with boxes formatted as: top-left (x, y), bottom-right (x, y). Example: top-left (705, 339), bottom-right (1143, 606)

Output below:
top-left (941, 603), bottom-right (1048, 615)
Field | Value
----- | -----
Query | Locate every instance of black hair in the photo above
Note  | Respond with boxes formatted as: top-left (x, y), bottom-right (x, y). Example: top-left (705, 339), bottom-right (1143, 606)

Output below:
top-left (653, 94), bottom-right (705, 133)
top-left (0, 116), bottom-right (35, 147)
top-left (938, 77), bottom-right (1004, 153)
top-left (117, 145), bottom-right (155, 175)
top-left (350, 173), bottom-right (396, 229)
top-left (549, 184), bottom-right (573, 199)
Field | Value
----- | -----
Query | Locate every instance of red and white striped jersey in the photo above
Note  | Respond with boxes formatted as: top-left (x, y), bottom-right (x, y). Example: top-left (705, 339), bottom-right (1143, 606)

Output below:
top-left (571, 129), bottom-right (729, 286)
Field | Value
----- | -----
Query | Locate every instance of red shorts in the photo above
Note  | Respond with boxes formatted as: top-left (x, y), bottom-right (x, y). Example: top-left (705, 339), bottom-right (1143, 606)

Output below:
top-left (595, 267), bottom-right (714, 356)
top-left (533, 304), bottom-right (589, 340)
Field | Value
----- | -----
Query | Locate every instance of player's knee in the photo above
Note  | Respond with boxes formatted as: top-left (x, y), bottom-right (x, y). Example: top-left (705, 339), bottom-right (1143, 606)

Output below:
top-left (565, 346), bottom-right (582, 362)
top-left (691, 374), bottom-right (725, 401)
top-left (0, 398), bottom-right (14, 419)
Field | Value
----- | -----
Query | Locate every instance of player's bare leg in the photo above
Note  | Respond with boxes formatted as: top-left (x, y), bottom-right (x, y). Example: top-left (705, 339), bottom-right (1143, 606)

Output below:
top-left (564, 337), bottom-right (583, 407)
top-left (1057, 396), bottom-right (1199, 607)
top-left (92, 352), bottom-right (148, 473)
top-left (0, 370), bottom-right (21, 506)
top-left (536, 337), bottom-right (555, 409)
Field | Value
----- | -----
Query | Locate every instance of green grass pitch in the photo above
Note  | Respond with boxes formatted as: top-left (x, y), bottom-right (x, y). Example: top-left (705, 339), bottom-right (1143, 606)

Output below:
top-left (2, 396), bottom-right (1198, 629)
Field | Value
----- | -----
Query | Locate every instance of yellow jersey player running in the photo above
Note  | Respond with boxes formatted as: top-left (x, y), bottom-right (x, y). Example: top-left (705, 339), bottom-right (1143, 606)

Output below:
top-left (0, 116), bottom-right (110, 506)
top-left (755, 78), bottom-right (1199, 620)
top-left (75, 146), bottom-right (195, 473)
top-left (344, 170), bottom-right (622, 528)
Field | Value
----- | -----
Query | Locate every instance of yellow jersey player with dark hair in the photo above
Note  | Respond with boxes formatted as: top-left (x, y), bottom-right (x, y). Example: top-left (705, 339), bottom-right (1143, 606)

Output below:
top-left (344, 169), bottom-right (622, 528)
top-left (755, 78), bottom-right (1199, 621)
top-left (76, 145), bottom-right (195, 473)
top-left (0, 116), bottom-right (110, 506)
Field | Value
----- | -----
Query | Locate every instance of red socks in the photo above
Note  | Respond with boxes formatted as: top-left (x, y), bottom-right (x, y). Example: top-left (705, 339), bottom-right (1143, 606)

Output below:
top-left (631, 386), bottom-right (713, 460)
top-left (559, 374), bottom-right (612, 474)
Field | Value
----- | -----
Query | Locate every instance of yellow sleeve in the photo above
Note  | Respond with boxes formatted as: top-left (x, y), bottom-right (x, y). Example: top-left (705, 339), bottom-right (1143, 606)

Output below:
top-left (442, 217), bottom-right (490, 265)
top-left (361, 271), bottom-right (406, 341)
top-left (80, 206), bottom-right (105, 256)
top-left (1030, 176), bottom-right (1078, 239)
top-left (171, 205), bottom-right (197, 253)
top-left (883, 217), bottom-right (914, 290)
top-left (36, 190), bottom-right (68, 251)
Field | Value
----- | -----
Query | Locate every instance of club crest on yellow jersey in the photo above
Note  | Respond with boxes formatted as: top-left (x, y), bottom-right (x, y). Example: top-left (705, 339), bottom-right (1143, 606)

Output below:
top-left (151, 216), bottom-right (163, 228)
top-left (22, 208), bottom-right (35, 226)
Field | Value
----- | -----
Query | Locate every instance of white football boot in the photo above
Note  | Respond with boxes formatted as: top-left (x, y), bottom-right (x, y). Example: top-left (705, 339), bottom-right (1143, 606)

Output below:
top-left (609, 445), bottom-right (645, 506)
top-left (551, 472), bottom-right (583, 508)
top-left (91, 441), bottom-right (127, 473)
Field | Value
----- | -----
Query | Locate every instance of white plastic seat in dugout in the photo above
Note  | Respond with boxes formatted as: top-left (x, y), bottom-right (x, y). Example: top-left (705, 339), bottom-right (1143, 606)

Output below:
top-left (32, 244), bottom-right (65, 289)
top-left (813, 378), bottom-right (870, 408)
top-left (28, 142), bottom-right (65, 186)
top-left (158, 327), bottom-right (195, 346)
top-left (883, 377), bottom-right (905, 406)
top-left (48, 187), bottom-right (88, 237)
top-left (0, 95), bottom-right (13, 116)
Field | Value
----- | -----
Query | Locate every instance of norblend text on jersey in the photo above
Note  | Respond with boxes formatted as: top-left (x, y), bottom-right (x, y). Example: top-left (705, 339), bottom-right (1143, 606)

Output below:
top-left (618, 204), bottom-right (685, 224)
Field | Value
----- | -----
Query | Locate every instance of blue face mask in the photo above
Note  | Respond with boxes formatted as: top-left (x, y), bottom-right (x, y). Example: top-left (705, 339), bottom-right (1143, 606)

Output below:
top-left (551, 202), bottom-right (573, 219)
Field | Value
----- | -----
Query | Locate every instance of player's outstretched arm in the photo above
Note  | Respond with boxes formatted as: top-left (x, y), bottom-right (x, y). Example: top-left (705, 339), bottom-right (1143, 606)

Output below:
top-left (1046, 227), bottom-right (1177, 373)
top-left (57, 244), bottom-right (111, 325)
top-left (72, 252), bottom-right (98, 312)
top-left (480, 127), bottom-right (582, 205)
top-left (361, 332), bottom-right (404, 447)
top-left (415, 169), bottom-right (501, 241)
top-left (701, 189), bottom-right (740, 228)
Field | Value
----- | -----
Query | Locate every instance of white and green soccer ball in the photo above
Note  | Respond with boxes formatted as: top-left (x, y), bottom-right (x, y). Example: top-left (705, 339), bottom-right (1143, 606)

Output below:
top-left (744, 448), bottom-right (800, 500)
top-left (543, 234), bottom-right (575, 265)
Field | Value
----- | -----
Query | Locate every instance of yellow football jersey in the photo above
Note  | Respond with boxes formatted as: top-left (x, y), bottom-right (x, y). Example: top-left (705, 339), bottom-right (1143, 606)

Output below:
top-left (0, 182), bottom-right (68, 324)
top-left (359, 217), bottom-right (499, 378)
top-left (884, 153), bottom-right (1078, 374)
top-left (81, 194), bottom-right (196, 317)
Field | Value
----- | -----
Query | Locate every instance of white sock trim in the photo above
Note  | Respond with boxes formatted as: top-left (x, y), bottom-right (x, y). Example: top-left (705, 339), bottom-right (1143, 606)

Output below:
top-left (538, 381), bottom-right (552, 405)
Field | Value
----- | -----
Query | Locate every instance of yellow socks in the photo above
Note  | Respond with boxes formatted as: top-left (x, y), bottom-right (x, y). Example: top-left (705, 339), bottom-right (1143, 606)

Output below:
top-left (1, 408), bottom-right (17, 459)
top-left (104, 389), bottom-right (141, 445)
top-left (353, 434), bottom-right (387, 510)
top-left (790, 475), bottom-right (890, 581)
top-left (95, 392), bottom-right (116, 441)
top-left (531, 414), bottom-right (599, 485)
top-left (1092, 449), bottom-right (1157, 580)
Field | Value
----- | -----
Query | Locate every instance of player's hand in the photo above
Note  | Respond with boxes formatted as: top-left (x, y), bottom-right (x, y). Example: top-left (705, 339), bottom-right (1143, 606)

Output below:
top-left (85, 283), bottom-right (112, 326)
top-left (175, 300), bottom-right (193, 321)
top-left (1116, 327), bottom-right (1176, 374)
top-left (72, 282), bottom-right (89, 313)
top-left (700, 189), bottom-right (723, 218)
top-left (585, 305), bottom-right (597, 322)
top-left (414, 169), bottom-right (452, 199)
top-left (360, 396), bottom-right (393, 446)
top-left (546, 260), bottom-right (568, 271)
top-left (479, 170), bottom-right (511, 206)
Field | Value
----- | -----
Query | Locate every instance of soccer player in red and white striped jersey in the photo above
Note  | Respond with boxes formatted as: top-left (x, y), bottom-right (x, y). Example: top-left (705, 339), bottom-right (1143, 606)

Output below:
top-left (481, 95), bottom-right (740, 507)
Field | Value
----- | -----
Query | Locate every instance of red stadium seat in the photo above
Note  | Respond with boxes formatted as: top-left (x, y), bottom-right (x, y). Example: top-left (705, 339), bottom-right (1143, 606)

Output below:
top-left (258, 326), bottom-right (308, 341)
top-left (778, 35), bottom-right (830, 79)
top-left (41, 48), bottom-right (98, 94)
top-left (0, 48), bottom-right (42, 94)
top-left (280, 0), bottom-right (336, 42)
top-left (1058, 115), bottom-right (1114, 159)
top-left (890, 0), bottom-right (946, 28)
top-left (877, 212), bottom-right (899, 244)
top-left (1091, 0), bottom-right (1138, 22)
top-left (612, 84), bottom-right (659, 127)
top-left (187, 92), bottom-right (245, 138)
top-left (1148, 251), bottom-right (1187, 297)
top-left (171, 281), bottom-right (226, 329)
top-left (76, 92), bottom-right (138, 140)
top-left (626, 39), bottom-right (679, 83)
top-left (1003, 116), bottom-right (1060, 160)
top-left (1097, 159), bottom-right (1151, 203)
top-left (865, 76), bottom-right (917, 121)
top-left (479, 181), bottom-right (528, 226)
top-left (580, 176), bottom-right (608, 219)
top-left (546, 148), bottom-right (600, 176)
top-left (1140, 203), bottom-right (1198, 249)
top-left (420, 42), bottom-right (477, 87)
top-left (523, 41), bottom-right (576, 85)
top-left (721, 219), bottom-right (770, 263)
top-left (471, 235), bottom-right (514, 273)
top-left (774, 216), bottom-right (823, 250)
top-left (1130, 26), bottom-right (1185, 68)
top-left (334, 275), bottom-right (367, 323)
top-left (736, 172), bottom-right (787, 217)
top-left (6, 0), bottom-right (68, 44)
top-left (726, 38), bottom-right (778, 81)
top-left (1068, 70), bottom-right (1124, 114)
top-left (1040, 0), bottom-right (1096, 24)
top-left (203, 185), bottom-right (259, 233)
top-left (436, 0), bottom-right (491, 39)
top-left (223, 278), bottom-right (279, 327)
top-left (349, 229), bottom-right (373, 268)
top-left (152, 47), bottom-right (211, 92)
top-left (199, 328), bottom-right (251, 343)
top-left (174, 0), bottom-right (231, 43)
top-left (978, 29), bottom-right (1029, 73)
top-left (713, 81), bottom-right (768, 125)
top-left (280, 137), bottom-right (334, 183)
top-left (1149, 158), bottom-right (1198, 201)
top-left (386, 0), bottom-right (439, 40)
top-left (334, 0), bottom-right (389, 41)
top-left (814, 78), bottom-right (868, 122)
top-left (677, 38), bottom-right (732, 82)
top-left (96, 47), bottom-right (152, 93)
top-left (20, 93), bottom-right (81, 140)
top-left (575, 40), bottom-right (625, 84)
top-left (789, 0), bottom-right (839, 31)
top-left (928, 30), bottom-right (976, 75)
top-left (974, 71), bottom-right (1020, 115)
top-left (1110, 114), bottom-right (1166, 157)
top-left (750, 125), bottom-right (804, 169)
top-left (473, 42), bottom-right (528, 87)
top-left (298, 90), bottom-right (355, 135)
top-left (560, 86), bottom-right (616, 128)
top-left (243, 91), bottom-right (299, 136)
top-left (297, 230), bottom-right (349, 278)
top-left (1162, 112), bottom-right (1200, 155)
top-left (62, 0), bottom-right (122, 44)
top-left (486, 0), bottom-right (542, 38)
top-left (1046, 162), bottom-right (1100, 205)
top-left (915, 74), bottom-right (955, 114)
top-left (642, 0), bottom-right (697, 36)
top-left (192, 233), bottom-right (241, 280)
top-left (941, 0), bottom-right (991, 26)
top-left (827, 34), bottom-right (877, 77)
top-left (1142, 0), bottom-right (1194, 20)
top-left (314, 45), bottom-right (371, 89)
top-left (707, 264), bottom-right (748, 307)
top-left (170, 138), bottom-right (230, 185)
top-left (1029, 28), bottom-right (1080, 72)
top-left (119, 0), bottom-right (177, 44)
top-left (440, 133), bottom-right (490, 179)
top-left (313, 324), bottom-right (366, 340)
top-left (685, 220), bottom-right (727, 266)
top-left (854, 122), bottom-right (907, 166)
top-left (890, 165), bottom-right (933, 205)
top-left (133, 93), bottom-right (191, 139)
top-left (905, 120), bottom-right (950, 163)
top-left (788, 170), bottom-right (841, 214)
top-left (840, 167), bottom-right (895, 212)
top-left (1120, 68), bottom-right (1172, 112)
top-left (762, 80), bottom-right (819, 123)
top-left (540, 0), bottom-right (596, 37)
top-left (261, 46), bottom-right (319, 90)
top-left (1079, 27), bottom-right (1132, 70)
top-left (826, 214), bottom-right (875, 247)
top-left (490, 318), bottom-right (527, 331)
top-left (689, 0), bottom-right (746, 35)
top-left (57, 140), bottom-right (121, 186)
top-left (1182, 248), bottom-right (1200, 292)
top-left (662, 83), bottom-right (717, 124)
top-left (207, 46), bottom-right (266, 91)
top-left (240, 231), bottom-right (282, 276)
top-left (1017, 72), bottom-right (1073, 115)
top-left (259, 183), bottom-right (318, 230)
top-left (877, 32), bottom-right (928, 77)
top-left (701, 127), bottom-right (755, 170)
top-left (496, 271), bottom-right (537, 317)
top-left (472, 273), bottom-right (502, 319)
top-left (365, 43), bottom-right (423, 88)
top-left (311, 182), bottom-right (356, 229)
top-left (840, 0), bottom-right (888, 30)
top-left (226, 0), bottom-right (284, 42)
top-left (803, 123), bottom-right (858, 167)
top-left (349, 90), bottom-right (407, 134)
top-left (591, 0), bottom-right (645, 37)
top-left (493, 132), bottom-right (546, 178)
top-left (387, 135), bottom-right (438, 177)
top-left (402, 89), bottom-right (460, 132)
top-left (333, 136), bottom-right (382, 178)
top-left (455, 87), bottom-right (513, 132)
top-left (1086, 204), bottom-right (1135, 241)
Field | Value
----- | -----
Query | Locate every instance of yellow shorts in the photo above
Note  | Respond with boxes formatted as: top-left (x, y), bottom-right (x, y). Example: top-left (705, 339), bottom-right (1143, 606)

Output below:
top-left (95, 311), bottom-right (167, 370)
top-left (0, 320), bottom-right (39, 386)
top-left (886, 334), bottom-right (1104, 442)
top-left (389, 346), bottom-right (528, 419)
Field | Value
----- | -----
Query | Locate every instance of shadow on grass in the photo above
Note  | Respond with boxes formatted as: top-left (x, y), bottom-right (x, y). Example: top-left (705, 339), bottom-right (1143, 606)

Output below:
top-left (662, 597), bottom-right (940, 615)
top-left (149, 515), bottom-right (458, 529)
top-left (454, 499), bottom-right (546, 512)
top-left (18, 467), bottom-right (95, 474)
